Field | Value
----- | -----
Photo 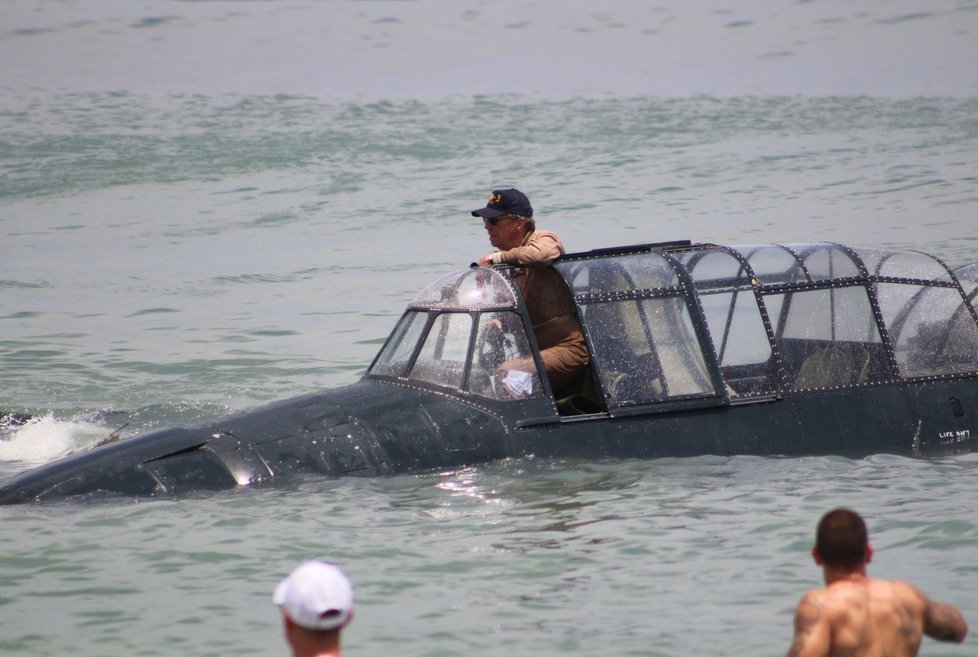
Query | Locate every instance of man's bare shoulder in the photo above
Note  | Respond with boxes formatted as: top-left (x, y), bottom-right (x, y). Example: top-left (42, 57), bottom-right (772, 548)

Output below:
top-left (787, 589), bottom-right (833, 657)
top-left (804, 580), bottom-right (868, 611)
top-left (798, 586), bottom-right (832, 608)
top-left (870, 579), bottom-right (924, 605)
top-left (885, 579), bottom-right (970, 643)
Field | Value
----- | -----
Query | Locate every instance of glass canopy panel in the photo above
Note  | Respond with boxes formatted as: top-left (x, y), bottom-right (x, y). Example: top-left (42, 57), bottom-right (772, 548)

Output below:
top-left (409, 312), bottom-right (473, 389)
top-left (851, 248), bottom-right (953, 283)
top-left (697, 290), bottom-right (776, 395)
top-left (792, 244), bottom-right (861, 281)
top-left (581, 295), bottom-right (715, 406)
top-left (878, 283), bottom-right (978, 377)
top-left (411, 267), bottom-right (519, 310)
top-left (734, 245), bottom-right (807, 286)
top-left (681, 248), bottom-right (775, 396)
top-left (468, 311), bottom-right (544, 400)
top-left (676, 248), bottom-right (753, 289)
top-left (369, 310), bottom-right (428, 378)
top-left (646, 297), bottom-right (716, 398)
top-left (554, 252), bottom-right (679, 297)
top-left (770, 286), bottom-right (888, 389)
top-left (953, 264), bottom-right (978, 304)
top-left (780, 286), bottom-right (882, 343)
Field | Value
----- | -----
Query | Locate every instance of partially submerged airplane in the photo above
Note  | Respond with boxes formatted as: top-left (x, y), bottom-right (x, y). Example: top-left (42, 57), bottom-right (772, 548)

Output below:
top-left (2, 240), bottom-right (978, 505)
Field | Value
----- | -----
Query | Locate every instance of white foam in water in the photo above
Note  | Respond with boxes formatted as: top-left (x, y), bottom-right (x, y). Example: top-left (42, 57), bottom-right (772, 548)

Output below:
top-left (0, 414), bottom-right (108, 466)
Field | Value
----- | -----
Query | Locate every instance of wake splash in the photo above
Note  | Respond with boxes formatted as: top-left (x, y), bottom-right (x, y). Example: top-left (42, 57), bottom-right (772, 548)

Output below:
top-left (0, 414), bottom-right (110, 466)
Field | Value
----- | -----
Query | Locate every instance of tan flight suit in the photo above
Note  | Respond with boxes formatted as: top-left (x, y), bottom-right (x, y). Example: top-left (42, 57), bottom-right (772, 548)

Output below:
top-left (491, 230), bottom-right (589, 393)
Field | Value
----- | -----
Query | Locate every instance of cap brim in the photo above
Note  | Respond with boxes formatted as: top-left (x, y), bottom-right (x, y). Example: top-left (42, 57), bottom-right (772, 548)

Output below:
top-left (471, 207), bottom-right (506, 219)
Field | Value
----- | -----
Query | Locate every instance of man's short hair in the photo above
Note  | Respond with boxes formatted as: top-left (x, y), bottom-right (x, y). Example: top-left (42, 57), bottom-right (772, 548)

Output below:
top-left (816, 507), bottom-right (868, 569)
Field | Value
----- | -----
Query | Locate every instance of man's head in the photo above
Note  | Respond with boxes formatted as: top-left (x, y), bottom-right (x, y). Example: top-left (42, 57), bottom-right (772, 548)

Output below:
top-left (813, 507), bottom-right (871, 570)
top-left (472, 188), bottom-right (535, 250)
top-left (273, 560), bottom-right (354, 633)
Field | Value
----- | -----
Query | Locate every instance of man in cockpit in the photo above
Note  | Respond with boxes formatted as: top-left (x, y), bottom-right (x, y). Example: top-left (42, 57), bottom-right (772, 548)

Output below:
top-left (471, 188), bottom-right (589, 398)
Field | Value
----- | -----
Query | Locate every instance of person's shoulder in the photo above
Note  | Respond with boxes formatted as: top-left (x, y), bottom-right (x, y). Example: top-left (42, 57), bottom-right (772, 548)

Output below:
top-left (529, 229), bottom-right (561, 241)
top-left (871, 578), bottom-right (922, 597)
top-left (796, 586), bottom-right (830, 609)
top-left (792, 587), bottom-right (838, 632)
top-left (862, 578), bottom-right (928, 612)
top-left (529, 229), bottom-right (564, 249)
top-left (797, 582), bottom-right (862, 614)
top-left (884, 579), bottom-right (929, 605)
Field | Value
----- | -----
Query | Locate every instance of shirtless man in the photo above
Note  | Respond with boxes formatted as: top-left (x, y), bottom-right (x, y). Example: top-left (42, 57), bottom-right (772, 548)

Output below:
top-left (786, 508), bottom-right (967, 657)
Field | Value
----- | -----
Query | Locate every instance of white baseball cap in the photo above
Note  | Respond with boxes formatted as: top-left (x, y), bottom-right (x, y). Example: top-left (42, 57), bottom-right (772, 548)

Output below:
top-left (273, 560), bottom-right (354, 631)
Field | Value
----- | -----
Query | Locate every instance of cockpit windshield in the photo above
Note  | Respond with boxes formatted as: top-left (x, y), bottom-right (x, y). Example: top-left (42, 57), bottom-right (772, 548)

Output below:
top-left (410, 267), bottom-right (520, 311)
top-left (367, 268), bottom-right (545, 401)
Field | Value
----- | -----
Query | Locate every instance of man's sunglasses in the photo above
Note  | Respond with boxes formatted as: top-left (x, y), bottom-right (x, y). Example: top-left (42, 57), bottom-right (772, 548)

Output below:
top-left (483, 215), bottom-right (519, 226)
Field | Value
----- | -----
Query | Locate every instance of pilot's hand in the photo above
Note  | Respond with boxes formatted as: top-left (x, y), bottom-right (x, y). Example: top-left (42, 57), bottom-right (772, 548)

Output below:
top-left (479, 254), bottom-right (493, 266)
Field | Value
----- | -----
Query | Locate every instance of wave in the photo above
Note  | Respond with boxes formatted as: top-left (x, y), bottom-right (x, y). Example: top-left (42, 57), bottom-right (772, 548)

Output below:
top-left (0, 413), bottom-right (109, 466)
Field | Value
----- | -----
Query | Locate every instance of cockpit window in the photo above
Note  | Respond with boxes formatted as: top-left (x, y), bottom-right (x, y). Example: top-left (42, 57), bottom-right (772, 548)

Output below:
top-left (409, 312), bottom-right (473, 389)
top-left (556, 253), bottom-right (720, 410)
top-left (367, 307), bottom-right (545, 400)
top-left (859, 248), bottom-right (977, 377)
top-left (678, 247), bottom-right (776, 396)
top-left (854, 248), bottom-right (954, 282)
top-left (469, 311), bottom-right (544, 400)
top-left (739, 245), bottom-right (807, 286)
top-left (736, 243), bottom-right (861, 285)
top-left (770, 285), bottom-right (889, 389)
top-left (878, 283), bottom-right (978, 377)
top-left (561, 253), bottom-right (679, 296)
top-left (954, 263), bottom-right (978, 306)
top-left (578, 296), bottom-right (715, 406)
top-left (791, 243), bottom-right (862, 281)
top-left (369, 310), bottom-right (428, 378)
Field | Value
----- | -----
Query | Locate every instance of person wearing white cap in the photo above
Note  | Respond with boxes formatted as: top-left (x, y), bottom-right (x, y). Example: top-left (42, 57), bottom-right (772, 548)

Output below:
top-left (273, 559), bottom-right (354, 657)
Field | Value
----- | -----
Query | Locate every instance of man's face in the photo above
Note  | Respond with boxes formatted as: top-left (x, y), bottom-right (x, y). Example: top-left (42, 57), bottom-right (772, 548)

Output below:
top-left (483, 215), bottom-right (526, 250)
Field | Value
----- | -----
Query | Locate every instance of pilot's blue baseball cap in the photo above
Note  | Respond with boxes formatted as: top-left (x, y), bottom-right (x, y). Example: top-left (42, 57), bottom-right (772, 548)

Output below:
top-left (471, 188), bottom-right (533, 219)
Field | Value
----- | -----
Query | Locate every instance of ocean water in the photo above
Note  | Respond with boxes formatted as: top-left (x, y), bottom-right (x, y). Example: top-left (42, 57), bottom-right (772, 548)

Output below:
top-left (2, 1), bottom-right (978, 656)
